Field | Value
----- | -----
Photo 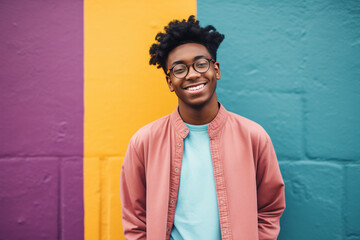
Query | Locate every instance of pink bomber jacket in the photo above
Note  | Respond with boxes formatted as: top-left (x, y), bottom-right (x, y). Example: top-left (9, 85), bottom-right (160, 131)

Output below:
top-left (120, 104), bottom-right (285, 240)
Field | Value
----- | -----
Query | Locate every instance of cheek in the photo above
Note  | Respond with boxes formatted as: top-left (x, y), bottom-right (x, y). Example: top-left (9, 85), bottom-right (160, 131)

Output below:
top-left (211, 71), bottom-right (220, 81)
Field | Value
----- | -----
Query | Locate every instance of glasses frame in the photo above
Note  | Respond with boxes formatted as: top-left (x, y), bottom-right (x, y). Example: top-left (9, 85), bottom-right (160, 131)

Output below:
top-left (167, 58), bottom-right (215, 79)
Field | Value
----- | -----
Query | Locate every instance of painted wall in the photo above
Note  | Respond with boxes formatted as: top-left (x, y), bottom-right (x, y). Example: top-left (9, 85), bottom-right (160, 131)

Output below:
top-left (84, 1), bottom-right (196, 239)
top-left (198, 0), bottom-right (360, 239)
top-left (1, 0), bottom-right (359, 240)
top-left (0, 0), bottom-right (83, 239)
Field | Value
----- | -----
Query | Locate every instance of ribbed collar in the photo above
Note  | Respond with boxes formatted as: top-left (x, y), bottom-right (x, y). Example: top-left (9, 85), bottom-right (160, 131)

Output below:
top-left (170, 103), bottom-right (228, 139)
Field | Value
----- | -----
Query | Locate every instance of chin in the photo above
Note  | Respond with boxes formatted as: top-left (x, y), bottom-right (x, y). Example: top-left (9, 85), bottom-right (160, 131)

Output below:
top-left (185, 98), bottom-right (212, 109)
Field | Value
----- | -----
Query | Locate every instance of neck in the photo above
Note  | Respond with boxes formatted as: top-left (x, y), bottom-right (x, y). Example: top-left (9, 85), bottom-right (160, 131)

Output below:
top-left (178, 97), bottom-right (219, 125)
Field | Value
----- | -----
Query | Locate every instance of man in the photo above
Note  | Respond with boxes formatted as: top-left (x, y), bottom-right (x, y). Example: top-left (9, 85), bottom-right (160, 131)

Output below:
top-left (120, 15), bottom-right (285, 240)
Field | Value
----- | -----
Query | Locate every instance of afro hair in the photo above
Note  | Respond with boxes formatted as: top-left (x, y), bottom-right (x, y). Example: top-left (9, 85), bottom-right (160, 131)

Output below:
top-left (149, 15), bottom-right (225, 74)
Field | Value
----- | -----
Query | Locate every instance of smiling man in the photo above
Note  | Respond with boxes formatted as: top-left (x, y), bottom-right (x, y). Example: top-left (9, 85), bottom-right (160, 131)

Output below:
top-left (120, 16), bottom-right (285, 240)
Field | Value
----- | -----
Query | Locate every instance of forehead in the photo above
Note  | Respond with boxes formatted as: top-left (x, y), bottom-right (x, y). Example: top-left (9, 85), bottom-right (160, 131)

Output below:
top-left (167, 43), bottom-right (211, 66)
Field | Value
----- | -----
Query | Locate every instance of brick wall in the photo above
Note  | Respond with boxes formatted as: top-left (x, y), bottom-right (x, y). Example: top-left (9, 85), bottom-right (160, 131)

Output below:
top-left (0, 1), bottom-right (83, 239)
top-left (198, 0), bottom-right (360, 239)
top-left (0, 1), bottom-right (359, 239)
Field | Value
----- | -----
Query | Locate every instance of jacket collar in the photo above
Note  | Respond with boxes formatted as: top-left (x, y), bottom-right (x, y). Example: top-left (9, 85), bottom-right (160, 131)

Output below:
top-left (170, 103), bottom-right (228, 139)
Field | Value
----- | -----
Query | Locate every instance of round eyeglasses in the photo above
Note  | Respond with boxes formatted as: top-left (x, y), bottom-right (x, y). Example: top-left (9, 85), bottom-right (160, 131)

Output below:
top-left (167, 58), bottom-right (215, 79)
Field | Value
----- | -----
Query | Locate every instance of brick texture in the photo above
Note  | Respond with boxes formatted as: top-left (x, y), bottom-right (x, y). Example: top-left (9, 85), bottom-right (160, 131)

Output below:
top-left (198, 0), bottom-right (360, 239)
top-left (0, 1), bottom-right (83, 239)
top-left (0, 158), bottom-right (59, 240)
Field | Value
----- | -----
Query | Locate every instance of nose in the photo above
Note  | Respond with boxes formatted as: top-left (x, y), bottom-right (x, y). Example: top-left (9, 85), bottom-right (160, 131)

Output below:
top-left (186, 65), bottom-right (201, 79)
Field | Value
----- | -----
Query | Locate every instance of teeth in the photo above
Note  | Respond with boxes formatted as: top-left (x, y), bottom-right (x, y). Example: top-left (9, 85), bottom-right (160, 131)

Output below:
top-left (187, 84), bottom-right (205, 91)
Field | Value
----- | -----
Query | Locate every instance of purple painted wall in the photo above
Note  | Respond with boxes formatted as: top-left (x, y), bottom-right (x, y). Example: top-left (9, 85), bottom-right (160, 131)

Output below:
top-left (0, 1), bottom-right (83, 239)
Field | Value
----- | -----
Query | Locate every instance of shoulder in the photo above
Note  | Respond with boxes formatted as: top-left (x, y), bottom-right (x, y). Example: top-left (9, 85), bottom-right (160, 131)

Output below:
top-left (129, 114), bottom-right (172, 147)
top-left (225, 110), bottom-right (271, 142)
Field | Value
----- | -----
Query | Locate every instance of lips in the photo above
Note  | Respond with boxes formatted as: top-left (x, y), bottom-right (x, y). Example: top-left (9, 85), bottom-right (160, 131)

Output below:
top-left (184, 83), bottom-right (206, 92)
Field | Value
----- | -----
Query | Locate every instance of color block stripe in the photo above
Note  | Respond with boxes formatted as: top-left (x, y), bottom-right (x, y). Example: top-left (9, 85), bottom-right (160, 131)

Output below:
top-left (0, 0), bottom-right (84, 239)
top-left (84, 0), bottom-right (196, 239)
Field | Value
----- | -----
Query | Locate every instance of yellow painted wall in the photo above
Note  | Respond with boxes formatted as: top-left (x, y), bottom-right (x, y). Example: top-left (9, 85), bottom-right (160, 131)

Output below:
top-left (84, 1), bottom-right (196, 239)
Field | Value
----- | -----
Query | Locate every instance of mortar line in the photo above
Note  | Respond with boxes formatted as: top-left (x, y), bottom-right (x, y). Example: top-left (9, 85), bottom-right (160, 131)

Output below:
top-left (278, 159), bottom-right (360, 164)
top-left (99, 156), bottom-right (104, 240)
top-left (301, 84), bottom-right (309, 162)
top-left (0, 154), bottom-right (83, 159)
top-left (58, 157), bottom-right (62, 240)
top-left (342, 165), bottom-right (348, 239)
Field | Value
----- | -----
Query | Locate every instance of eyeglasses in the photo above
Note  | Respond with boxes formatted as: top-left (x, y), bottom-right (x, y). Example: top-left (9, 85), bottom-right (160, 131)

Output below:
top-left (167, 58), bottom-right (215, 79)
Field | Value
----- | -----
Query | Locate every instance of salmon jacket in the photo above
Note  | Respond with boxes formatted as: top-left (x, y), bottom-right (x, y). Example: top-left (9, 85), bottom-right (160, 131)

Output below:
top-left (120, 104), bottom-right (285, 240)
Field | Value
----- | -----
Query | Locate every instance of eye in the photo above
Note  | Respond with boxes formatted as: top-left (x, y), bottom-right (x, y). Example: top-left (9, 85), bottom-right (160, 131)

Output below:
top-left (173, 65), bottom-right (187, 73)
top-left (195, 60), bottom-right (209, 69)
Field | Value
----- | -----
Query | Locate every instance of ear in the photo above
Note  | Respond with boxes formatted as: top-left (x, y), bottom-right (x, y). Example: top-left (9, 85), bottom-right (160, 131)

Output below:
top-left (166, 75), bottom-right (174, 92)
top-left (214, 62), bottom-right (221, 80)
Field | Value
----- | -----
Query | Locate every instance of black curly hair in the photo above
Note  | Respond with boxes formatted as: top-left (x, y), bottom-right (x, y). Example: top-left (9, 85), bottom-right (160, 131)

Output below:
top-left (149, 15), bottom-right (225, 74)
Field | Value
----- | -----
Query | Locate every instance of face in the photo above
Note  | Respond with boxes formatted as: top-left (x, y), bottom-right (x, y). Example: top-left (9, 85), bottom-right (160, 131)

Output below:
top-left (166, 43), bottom-right (221, 109)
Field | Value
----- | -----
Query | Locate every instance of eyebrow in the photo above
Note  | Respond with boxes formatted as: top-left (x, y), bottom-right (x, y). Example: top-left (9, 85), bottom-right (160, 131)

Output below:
top-left (170, 55), bottom-right (207, 68)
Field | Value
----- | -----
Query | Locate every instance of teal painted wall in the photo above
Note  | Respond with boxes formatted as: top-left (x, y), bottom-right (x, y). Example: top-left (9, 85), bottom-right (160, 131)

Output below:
top-left (198, 0), bottom-right (360, 239)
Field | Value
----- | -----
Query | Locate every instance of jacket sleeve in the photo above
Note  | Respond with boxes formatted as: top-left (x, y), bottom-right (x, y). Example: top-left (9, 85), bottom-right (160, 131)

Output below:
top-left (120, 139), bottom-right (146, 240)
top-left (256, 133), bottom-right (285, 240)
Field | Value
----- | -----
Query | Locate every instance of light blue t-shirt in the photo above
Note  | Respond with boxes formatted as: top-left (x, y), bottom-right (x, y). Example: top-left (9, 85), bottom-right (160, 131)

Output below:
top-left (170, 123), bottom-right (221, 240)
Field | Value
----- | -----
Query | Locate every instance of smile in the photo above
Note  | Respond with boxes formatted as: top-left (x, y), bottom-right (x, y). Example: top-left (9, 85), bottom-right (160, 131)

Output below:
top-left (186, 83), bottom-right (206, 92)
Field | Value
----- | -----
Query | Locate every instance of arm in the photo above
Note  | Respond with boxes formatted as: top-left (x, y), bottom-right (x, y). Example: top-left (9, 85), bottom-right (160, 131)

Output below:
top-left (256, 134), bottom-right (285, 240)
top-left (120, 140), bottom-right (146, 240)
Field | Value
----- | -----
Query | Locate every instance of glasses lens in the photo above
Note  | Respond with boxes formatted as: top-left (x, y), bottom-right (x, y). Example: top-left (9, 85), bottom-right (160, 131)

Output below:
top-left (194, 59), bottom-right (210, 73)
top-left (173, 64), bottom-right (187, 78)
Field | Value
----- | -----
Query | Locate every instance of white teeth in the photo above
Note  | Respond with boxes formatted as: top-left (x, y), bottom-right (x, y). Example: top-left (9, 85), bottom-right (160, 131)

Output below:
top-left (187, 84), bottom-right (205, 91)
